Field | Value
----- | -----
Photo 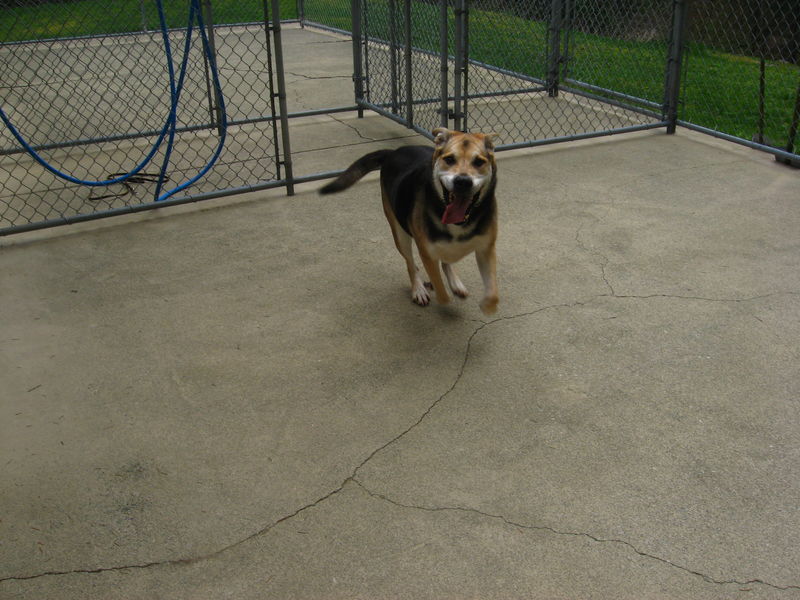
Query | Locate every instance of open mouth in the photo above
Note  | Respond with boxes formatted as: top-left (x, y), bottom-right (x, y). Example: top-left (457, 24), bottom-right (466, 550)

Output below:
top-left (441, 190), bottom-right (480, 225)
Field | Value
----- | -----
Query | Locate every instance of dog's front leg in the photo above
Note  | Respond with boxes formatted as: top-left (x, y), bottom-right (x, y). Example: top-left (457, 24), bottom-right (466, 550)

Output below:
top-left (442, 262), bottom-right (468, 298)
top-left (475, 244), bottom-right (498, 315)
top-left (418, 245), bottom-right (451, 305)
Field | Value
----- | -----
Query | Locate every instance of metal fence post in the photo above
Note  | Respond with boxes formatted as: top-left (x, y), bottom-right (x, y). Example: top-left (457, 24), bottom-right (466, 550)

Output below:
top-left (261, 0), bottom-right (282, 180)
top-left (269, 0), bottom-right (295, 194)
top-left (664, 0), bottom-right (688, 134)
top-left (201, 0), bottom-right (224, 137)
top-left (453, 0), bottom-right (467, 131)
top-left (779, 81), bottom-right (800, 163)
top-left (389, 0), bottom-right (399, 114)
top-left (403, 0), bottom-right (413, 126)
top-left (461, 0), bottom-right (469, 132)
top-left (351, 0), bottom-right (365, 118)
top-left (561, 0), bottom-right (573, 86)
top-left (139, 0), bottom-right (149, 32)
top-left (547, 0), bottom-right (563, 98)
top-left (439, 0), bottom-right (449, 128)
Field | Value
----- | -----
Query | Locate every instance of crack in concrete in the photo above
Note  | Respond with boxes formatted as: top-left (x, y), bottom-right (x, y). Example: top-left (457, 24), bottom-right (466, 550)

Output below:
top-left (574, 218), bottom-right (800, 305)
top-left (575, 218), bottom-right (615, 295)
top-left (301, 39), bottom-right (350, 45)
top-left (602, 291), bottom-right (800, 303)
top-left (0, 485), bottom-right (349, 584)
top-left (4, 297), bottom-right (799, 587)
top-left (287, 111), bottom-right (418, 155)
top-left (289, 133), bottom-right (419, 156)
top-left (352, 480), bottom-right (800, 593)
top-left (0, 303), bottom-right (572, 584)
top-left (284, 70), bottom-right (350, 81)
top-left (327, 114), bottom-right (378, 143)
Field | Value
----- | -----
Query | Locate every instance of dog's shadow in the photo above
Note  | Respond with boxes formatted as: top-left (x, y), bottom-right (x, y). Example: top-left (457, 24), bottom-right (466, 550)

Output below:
top-left (359, 283), bottom-right (476, 336)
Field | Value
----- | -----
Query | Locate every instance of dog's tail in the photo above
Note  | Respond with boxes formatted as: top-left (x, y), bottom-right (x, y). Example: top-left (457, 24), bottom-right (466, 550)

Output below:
top-left (319, 149), bottom-right (392, 194)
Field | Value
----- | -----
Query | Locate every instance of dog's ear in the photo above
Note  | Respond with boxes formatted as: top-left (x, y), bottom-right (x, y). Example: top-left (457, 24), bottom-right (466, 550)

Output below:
top-left (432, 128), bottom-right (451, 148)
top-left (483, 133), bottom-right (499, 152)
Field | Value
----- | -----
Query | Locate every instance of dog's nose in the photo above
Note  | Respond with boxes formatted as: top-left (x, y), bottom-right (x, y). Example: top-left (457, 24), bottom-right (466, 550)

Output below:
top-left (453, 175), bottom-right (473, 192)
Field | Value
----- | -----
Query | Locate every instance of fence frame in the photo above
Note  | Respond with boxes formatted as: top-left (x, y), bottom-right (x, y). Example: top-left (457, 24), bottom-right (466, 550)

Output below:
top-left (349, 0), bottom-right (670, 150)
top-left (2, 0), bottom-right (798, 236)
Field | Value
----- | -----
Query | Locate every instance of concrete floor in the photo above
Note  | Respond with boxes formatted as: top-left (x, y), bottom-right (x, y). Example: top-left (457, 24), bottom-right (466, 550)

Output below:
top-left (2, 25), bottom-right (800, 600)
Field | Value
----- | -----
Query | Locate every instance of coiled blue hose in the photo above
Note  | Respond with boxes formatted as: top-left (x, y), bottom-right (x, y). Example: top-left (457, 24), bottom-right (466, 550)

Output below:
top-left (0, 0), bottom-right (226, 203)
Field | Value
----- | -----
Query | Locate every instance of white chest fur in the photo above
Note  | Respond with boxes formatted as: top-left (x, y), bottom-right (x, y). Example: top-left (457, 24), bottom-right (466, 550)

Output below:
top-left (424, 230), bottom-right (491, 264)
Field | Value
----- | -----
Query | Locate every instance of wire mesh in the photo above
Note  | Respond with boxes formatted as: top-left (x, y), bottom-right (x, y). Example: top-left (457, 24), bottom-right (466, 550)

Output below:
top-left (3, 0), bottom-right (797, 235)
top-left (302, 0), bottom-right (353, 32)
top-left (564, 0), bottom-right (674, 104)
top-left (358, 0), bottom-right (465, 135)
top-left (680, 0), bottom-right (800, 158)
top-left (359, 0), bottom-right (401, 121)
top-left (1, 0), bottom-right (283, 233)
top-left (352, 0), bottom-right (673, 146)
top-left (463, 0), bottom-right (670, 146)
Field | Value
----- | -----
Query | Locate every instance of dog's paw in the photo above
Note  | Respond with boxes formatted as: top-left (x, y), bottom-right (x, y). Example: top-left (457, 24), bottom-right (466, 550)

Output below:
top-left (451, 282), bottom-right (469, 298)
top-left (412, 284), bottom-right (431, 306)
top-left (479, 296), bottom-right (498, 315)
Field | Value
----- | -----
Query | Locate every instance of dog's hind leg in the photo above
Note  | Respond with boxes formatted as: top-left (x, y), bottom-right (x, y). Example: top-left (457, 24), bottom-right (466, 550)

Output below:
top-left (401, 235), bottom-right (432, 307)
top-left (382, 194), bottom-right (430, 306)
top-left (442, 263), bottom-right (469, 298)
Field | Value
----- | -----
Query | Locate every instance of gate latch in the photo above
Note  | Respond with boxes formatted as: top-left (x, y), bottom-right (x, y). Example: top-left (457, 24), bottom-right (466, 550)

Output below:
top-left (438, 108), bottom-right (464, 121)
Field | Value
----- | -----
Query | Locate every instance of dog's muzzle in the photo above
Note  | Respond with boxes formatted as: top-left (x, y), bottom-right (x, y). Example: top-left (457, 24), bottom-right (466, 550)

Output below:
top-left (441, 175), bottom-right (480, 225)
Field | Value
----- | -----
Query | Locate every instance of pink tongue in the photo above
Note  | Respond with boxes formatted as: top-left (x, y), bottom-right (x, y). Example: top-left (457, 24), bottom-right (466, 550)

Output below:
top-left (441, 196), bottom-right (470, 224)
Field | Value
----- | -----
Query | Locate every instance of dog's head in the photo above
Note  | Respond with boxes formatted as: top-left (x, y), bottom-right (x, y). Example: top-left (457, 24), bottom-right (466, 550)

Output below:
top-left (431, 128), bottom-right (497, 225)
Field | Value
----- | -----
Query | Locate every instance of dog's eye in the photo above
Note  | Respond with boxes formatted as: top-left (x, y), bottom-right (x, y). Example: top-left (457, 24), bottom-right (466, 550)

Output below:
top-left (442, 155), bottom-right (456, 166)
top-left (472, 157), bottom-right (486, 168)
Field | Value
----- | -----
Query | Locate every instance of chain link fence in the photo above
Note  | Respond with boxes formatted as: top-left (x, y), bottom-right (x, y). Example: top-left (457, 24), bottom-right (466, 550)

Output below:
top-left (345, 0), bottom-right (798, 160)
top-left (300, 0), bottom-right (352, 32)
top-left (680, 0), bottom-right (799, 163)
top-left (461, 0), bottom-right (673, 146)
top-left (2, 0), bottom-right (798, 235)
top-left (350, 0), bottom-right (672, 147)
top-left (354, 0), bottom-right (463, 135)
top-left (1, 0), bottom-right (290, 234)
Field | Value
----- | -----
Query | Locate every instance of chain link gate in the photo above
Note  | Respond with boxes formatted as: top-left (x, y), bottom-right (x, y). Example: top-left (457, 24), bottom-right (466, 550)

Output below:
top-left (305, 0), bottom-right (798, 162)
top-left (352, 0), bottom-right (468, 137)
top-left (1, 0), bottom-right (292, 235)
top-left (351, 0), bottom-right (675, 148)
top-left (4, 0), bottom-right (797, 236)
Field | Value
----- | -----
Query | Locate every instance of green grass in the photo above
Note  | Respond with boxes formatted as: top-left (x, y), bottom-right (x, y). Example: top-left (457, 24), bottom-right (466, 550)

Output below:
top-left (2, 0), bottom-right (798, 151)
top-left (302, 0), bottom-right (798, 149)
top-left (0, 0), bottom-right (297, 41)
top-left (681, 45), bottom-right (799, 149)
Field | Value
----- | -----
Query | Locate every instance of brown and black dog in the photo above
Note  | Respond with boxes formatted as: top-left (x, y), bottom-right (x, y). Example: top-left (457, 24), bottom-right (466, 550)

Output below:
top-left (320, 128), bottom-right (498, 315)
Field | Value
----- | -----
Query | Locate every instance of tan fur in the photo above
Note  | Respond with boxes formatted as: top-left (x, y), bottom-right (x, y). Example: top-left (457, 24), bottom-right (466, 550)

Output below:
top-left (321, 128), bottom-right (500, 314)
top-left (432, 129), bottom-right (496, 178)
top-left (410, 129), bottom-right (498, 313)
top-left (381, 185), bottom-right (429, 305)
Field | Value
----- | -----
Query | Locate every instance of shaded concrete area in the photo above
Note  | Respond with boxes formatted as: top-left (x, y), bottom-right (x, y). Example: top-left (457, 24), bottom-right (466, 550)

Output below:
top-left (3, 24), bottom-right (800, 600)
